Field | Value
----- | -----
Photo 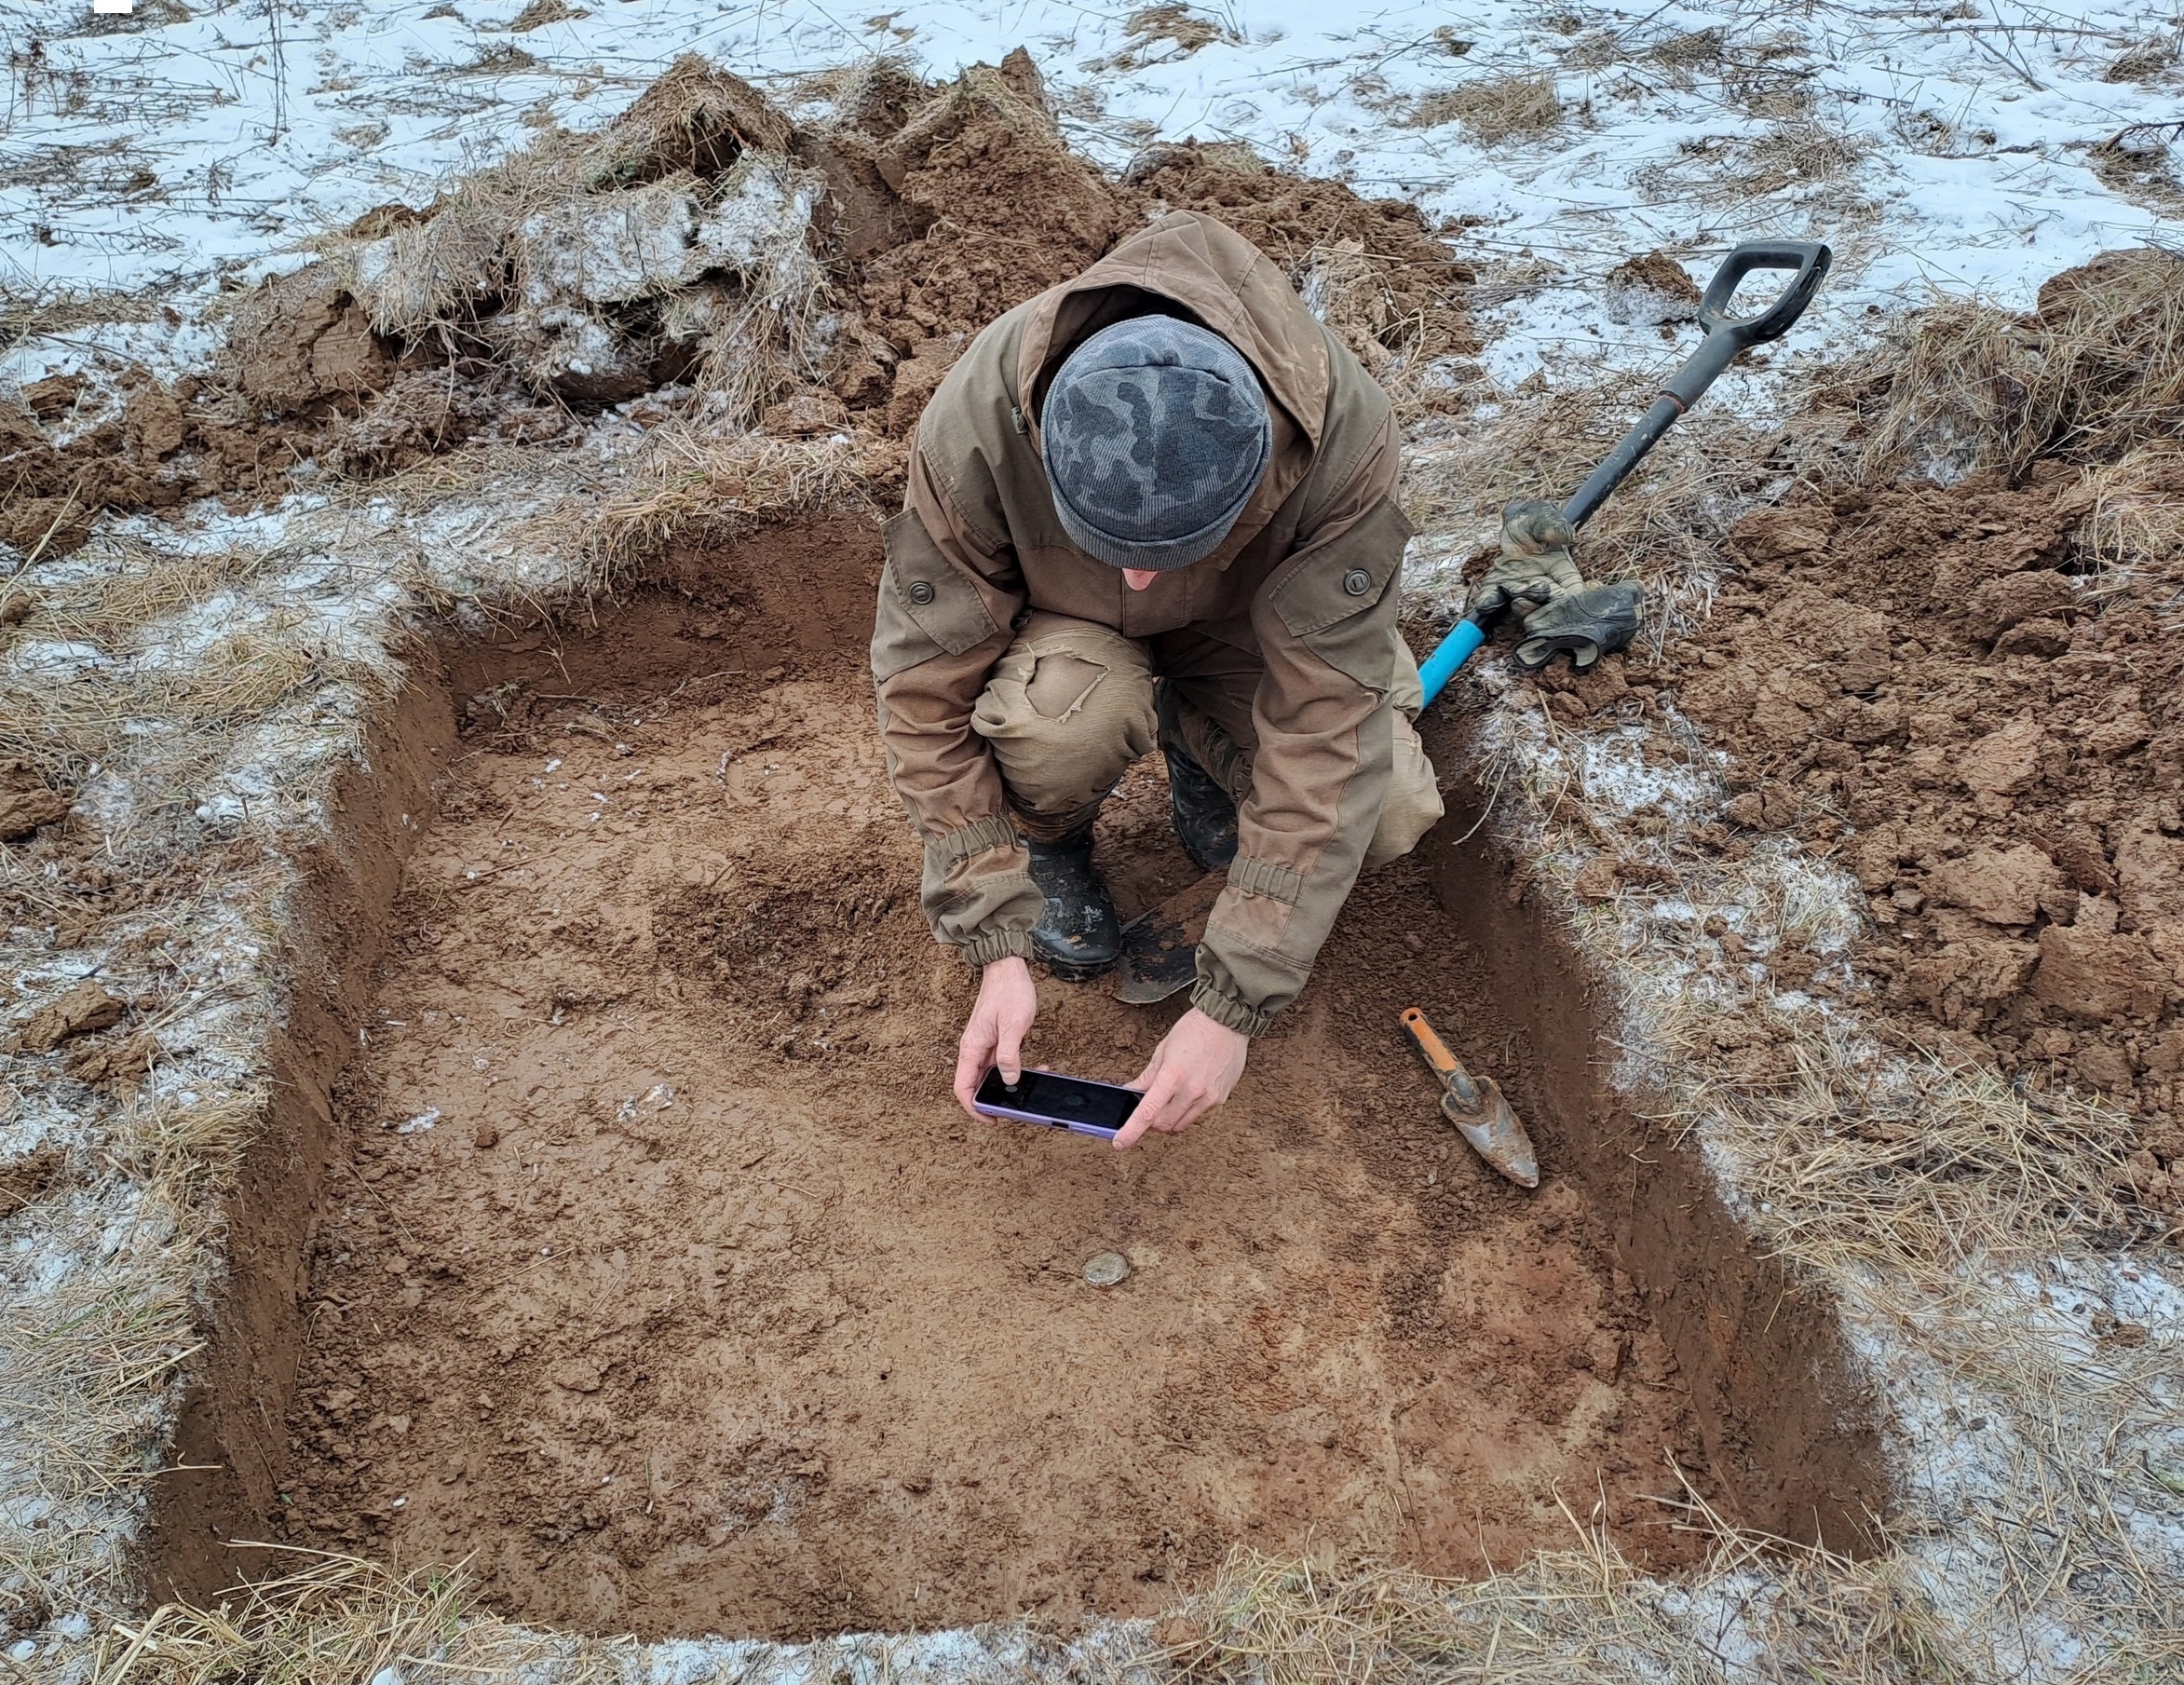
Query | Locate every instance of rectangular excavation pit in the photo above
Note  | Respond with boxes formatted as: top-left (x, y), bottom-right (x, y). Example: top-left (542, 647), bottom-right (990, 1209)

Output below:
top-left (146, 513), bottom-right (1883, 1640)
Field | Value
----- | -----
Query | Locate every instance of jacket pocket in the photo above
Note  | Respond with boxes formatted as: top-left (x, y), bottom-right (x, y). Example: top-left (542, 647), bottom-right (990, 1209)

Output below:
top-left (872, 510), bottom-right (1002, 684)
top-left (1268, 496), bottom-right (1416, 693)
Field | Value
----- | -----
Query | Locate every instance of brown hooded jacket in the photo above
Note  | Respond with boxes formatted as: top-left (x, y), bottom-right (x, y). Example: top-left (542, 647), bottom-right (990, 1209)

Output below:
top-left (871, 209), bottom-right (1415, 1035)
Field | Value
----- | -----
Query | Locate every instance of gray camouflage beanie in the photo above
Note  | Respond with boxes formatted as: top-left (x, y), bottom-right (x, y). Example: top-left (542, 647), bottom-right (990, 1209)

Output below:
top-left (1041, 316), bottom-right (1273, 570)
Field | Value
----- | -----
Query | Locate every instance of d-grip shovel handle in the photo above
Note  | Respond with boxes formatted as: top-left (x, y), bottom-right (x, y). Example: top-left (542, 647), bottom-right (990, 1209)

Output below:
top-left (1418, 238), bottom-right (1833, 705)
top-left (1567, 239), bottom-right (1831, 524)
top-left (1697, 241), bottom-right (1832, 347)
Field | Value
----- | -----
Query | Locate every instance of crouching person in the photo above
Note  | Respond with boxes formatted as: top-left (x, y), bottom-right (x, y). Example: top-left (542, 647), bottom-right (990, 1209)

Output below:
top-left (872, 210), bottom-right (1442, 1148)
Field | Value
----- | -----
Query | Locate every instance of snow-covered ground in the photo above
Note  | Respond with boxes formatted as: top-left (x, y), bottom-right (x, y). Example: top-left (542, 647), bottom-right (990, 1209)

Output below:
top-left (4, 0), bottom-right (2177, 396)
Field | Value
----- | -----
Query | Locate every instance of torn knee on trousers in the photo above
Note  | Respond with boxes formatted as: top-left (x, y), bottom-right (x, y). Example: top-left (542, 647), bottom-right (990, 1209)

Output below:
top-left (1024, 652), bottom-right (1108, 721)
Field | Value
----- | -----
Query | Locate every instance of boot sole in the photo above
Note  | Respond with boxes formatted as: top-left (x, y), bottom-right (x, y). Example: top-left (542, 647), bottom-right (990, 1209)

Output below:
top-left (1037, 951), bottom-right (1119, 981)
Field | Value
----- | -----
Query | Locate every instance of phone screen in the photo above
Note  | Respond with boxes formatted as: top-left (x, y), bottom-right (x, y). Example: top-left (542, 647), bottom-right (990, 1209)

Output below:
top-left (974, 1067), bottom-right (1142, 1134)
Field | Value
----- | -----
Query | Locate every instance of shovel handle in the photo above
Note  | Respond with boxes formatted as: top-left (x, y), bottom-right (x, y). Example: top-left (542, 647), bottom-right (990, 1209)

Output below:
top-left (1564, 240), bottom-right (1830, 526)
top-left (1417, 239), bottom-right (1831, 704)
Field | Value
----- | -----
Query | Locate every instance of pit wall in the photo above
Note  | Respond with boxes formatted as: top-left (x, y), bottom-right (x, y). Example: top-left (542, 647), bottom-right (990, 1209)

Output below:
top-left (143, 676), bottom-right (459, 1603)
top-left (1416, 726), bottom-right (1889, 1550)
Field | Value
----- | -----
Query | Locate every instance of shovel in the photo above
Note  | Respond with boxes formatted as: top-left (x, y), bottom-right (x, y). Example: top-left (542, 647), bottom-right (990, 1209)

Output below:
top-left (1416, 239), bottom-right (1832, 705)
top-left (1113, 872), bottom-right (1222, 1005)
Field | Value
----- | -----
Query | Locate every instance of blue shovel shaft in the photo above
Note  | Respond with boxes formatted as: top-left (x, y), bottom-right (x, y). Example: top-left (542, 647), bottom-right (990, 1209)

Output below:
top-left (1418, 616), bottom-right (1485, 707)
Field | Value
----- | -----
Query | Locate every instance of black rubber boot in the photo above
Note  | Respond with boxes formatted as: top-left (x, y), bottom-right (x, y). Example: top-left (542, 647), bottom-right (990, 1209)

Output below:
top-left (1025, 829), bottom-right (1121, 978)
top-left (1157, 685), bottom-right (1240, 875)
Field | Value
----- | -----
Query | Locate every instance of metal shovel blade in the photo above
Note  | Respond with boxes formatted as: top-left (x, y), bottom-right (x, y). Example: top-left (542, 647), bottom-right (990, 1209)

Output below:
top-left (1113, 874), bottom-right (1222, 1004)
top-left (1442, 1076), bottom-right (1540, 1189)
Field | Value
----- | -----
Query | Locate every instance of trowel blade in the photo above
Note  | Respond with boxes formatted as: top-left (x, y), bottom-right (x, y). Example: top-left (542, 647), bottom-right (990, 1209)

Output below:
top-left (1443, 1077), bottom-right (1540, 1189)
top-left (1112, 874), bottom-right (1222, 1005)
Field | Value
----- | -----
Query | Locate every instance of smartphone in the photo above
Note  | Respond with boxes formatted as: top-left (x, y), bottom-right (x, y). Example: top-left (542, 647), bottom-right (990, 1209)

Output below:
top-left (973, 1067), bottom-right (1142, 1140)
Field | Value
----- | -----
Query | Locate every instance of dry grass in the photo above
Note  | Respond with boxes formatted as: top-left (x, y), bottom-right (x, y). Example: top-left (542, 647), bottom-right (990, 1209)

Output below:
top-left (508, 0), bottom-right (588, 32)
top-left (0, 285), bottom-right (160, 356)
top-left (1167, 1516), bottom-right (1948, 1684)
top-left (2105, 35), bottom-right (2180, 84)
top-left (90, 1550), bottom-right (590, 1685)
top-left (1098, 5), bottom-right (1235, 71)
top-left (0, 1086), bottom-right (265, 1611)
top-left (1852, 245), bottom-right (2184, 484)
top-left (1409, 72), bottom-right (1564, 143)
top-left (2072, 444), bottom-right (2184, 574)
top-left (0, 532), bottom-right (400, 834)
top-left (1634, 121), bottom-right (1872, 218)
top-left (529, 421), bottom-right (879, 577)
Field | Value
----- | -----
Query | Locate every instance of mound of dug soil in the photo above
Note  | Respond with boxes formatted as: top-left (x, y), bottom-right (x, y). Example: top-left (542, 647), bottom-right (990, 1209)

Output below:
top-left (0, 48), bottom-right (1480, 563)
top-left (1607, 465), bottom-right (2184, 1230)
top-left (829, 58), bottom-right (1477, 430)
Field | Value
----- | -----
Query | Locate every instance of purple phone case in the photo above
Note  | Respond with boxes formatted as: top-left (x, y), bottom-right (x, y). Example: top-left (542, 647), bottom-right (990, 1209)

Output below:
top-left (971, 1070), bottom-right (1138, 1140)
top-left (973, 1100), bottom-right (1123, 1141)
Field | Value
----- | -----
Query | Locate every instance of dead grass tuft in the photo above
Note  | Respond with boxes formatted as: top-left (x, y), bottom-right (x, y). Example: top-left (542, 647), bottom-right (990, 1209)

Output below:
top-left (0, 534), bottom-right (398, 826)
top-left (2106, 35), bottom-right (2180, 84)
top-left (1163, 1516), bottom-right (1945, 1682)
top-left (91, 1549), bottom-right (581, 1685)
top-left (527, 422), bottom-right (877, 578)
top-left (1101, 5), bottom-right (1235, 70)
top-left (0, 285), bottom-right (161, 356)
top-left (1852, 246), bottom-right (2184, 484)
top-left (1409, 72), bottom-right (1564, 143)
top-left (2071, 444), bottom-right (2184, 573)
top-left (508, 0), bottom-right (588, 32)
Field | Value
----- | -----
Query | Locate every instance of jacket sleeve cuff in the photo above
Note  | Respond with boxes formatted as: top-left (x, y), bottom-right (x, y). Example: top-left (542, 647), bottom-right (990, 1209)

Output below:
top-left (1189, 980), bottom-right (1277, 1038)
top-left (961, 927), bottom-right (1037, 968)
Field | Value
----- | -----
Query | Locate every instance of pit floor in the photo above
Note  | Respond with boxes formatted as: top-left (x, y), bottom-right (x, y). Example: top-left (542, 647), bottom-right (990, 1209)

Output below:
top-left (274, 536), bottom-right (1716, 1640)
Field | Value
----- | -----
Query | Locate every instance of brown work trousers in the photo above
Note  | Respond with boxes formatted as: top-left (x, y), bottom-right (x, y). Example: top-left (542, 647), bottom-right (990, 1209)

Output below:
top-left (970, 611), bottom-right (1443, 869)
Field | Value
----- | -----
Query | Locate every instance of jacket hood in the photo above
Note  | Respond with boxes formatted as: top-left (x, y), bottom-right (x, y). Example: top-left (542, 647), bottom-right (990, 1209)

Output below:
top-left (1015, 210), bottom-right (1330, 562)
top-left (1017, 211), bottom-right (1329, 439)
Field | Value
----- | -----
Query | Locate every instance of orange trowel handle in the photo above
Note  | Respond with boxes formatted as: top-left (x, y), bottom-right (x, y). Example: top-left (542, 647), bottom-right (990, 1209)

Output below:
top-left (1401, 1006), bottom-right (1483, 1109)
top-left (1400, 1007), bottom-right (1460, 1081)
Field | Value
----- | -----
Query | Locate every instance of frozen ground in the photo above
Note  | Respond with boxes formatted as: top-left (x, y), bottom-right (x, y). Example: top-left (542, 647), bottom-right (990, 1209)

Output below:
top-left (4, 0), bottom-right (2179, 397)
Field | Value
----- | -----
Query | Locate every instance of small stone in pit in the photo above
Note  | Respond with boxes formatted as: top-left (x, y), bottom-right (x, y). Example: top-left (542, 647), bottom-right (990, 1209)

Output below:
top-left (1404, 931), bottom-right (1425, 955)
top-left (1083, 1251), bottom-right (1130, 1287)
top-left (474, 1122), bottom-right (499, 1149)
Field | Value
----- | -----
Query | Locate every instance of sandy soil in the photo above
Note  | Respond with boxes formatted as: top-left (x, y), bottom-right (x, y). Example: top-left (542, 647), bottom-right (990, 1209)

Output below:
top-left (269, 521), bottom-right (1714, 1641)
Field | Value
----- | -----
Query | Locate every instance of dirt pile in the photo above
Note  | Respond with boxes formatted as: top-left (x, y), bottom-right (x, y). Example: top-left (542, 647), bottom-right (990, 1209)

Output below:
top-left (1, 50), bottom-right (1477, 559)
top-left (817, 58), bottom-right (1477, 428)
top-left (1520, 374), bottom-right (2178, 1239)
top-left (824, 49), bottom-right (1122, 424)
top-left (265, 519), bottom-right (1713, 1640)
top-left (1125, 141), bottom-right (1480, 374)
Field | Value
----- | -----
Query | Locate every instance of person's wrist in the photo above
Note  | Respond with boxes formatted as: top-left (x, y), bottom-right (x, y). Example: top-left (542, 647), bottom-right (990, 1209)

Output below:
top-left (983, 955), bottom-right (1031, 983)
top-left (1190, 1007), bottom-right (1247, 1043)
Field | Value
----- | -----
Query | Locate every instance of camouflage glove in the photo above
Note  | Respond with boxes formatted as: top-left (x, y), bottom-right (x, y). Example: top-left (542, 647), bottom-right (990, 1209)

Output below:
top-left (1513, 579), bottom-right (1644, 673)
top-left (1471, 498), bottom-right (1582, 619)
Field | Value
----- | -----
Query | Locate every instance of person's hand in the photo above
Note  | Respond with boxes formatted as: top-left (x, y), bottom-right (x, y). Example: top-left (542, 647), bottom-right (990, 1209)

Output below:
top-left (953, 956), bottom-right (1038, 1120)
top-left (1114, 1008), bottom-right (1249, 1148)
top-left (1471, 497), bottom-right (1582, 619)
